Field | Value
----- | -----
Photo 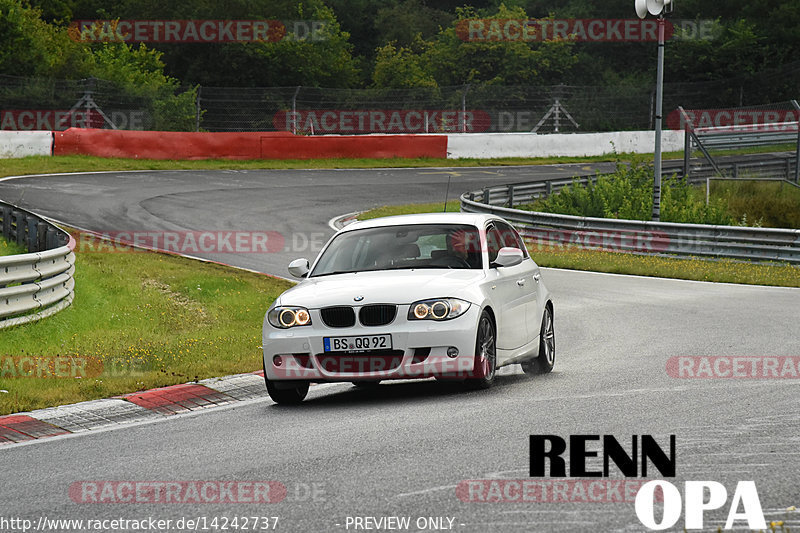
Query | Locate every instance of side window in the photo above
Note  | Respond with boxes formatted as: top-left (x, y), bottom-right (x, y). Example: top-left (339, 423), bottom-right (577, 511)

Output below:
top-left (496, 221), bottom-right (529, 258)
top-left (486, 224), bottom-right (502, 264)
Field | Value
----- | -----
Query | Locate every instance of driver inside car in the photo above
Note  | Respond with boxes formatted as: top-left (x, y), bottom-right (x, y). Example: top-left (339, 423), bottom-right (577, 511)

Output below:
top-left (431, 229), bottom-right (480, 268)
top-left (448, 231), bottom-right (469, 261)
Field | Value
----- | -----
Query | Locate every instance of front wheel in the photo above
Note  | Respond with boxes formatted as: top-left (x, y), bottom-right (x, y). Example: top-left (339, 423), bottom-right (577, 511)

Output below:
top-left (263, 356), bottom-right (309, 404)
top-left (265, 379), bottom-right (309, 404)
top-left (522, 305), bottom-right (555, 375)
top-left (464, 311), bottom-right (497, 390)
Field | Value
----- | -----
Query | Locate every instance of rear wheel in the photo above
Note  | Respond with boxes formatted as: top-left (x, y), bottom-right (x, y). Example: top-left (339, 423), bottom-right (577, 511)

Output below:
top-left (522, 305), bottom-right (555, 375)
top-left (465, 311), bottom-right (497, 390)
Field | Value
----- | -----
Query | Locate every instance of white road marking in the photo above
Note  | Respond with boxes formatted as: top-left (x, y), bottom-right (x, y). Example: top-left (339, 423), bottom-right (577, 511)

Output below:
top-left (393, 484), bottom-right (458, 498)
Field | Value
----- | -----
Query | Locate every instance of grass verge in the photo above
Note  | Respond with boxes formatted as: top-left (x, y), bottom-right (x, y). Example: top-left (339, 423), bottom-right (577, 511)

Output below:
top-left (358, 203), bottom-right (799, 288)
top-left (0, 232), bottom-right (293, 415)
top-left (1, 144), bottom-right (793, 179)
top-left (358, 201), bottom-right (461, 220)
top-left (0, 236), bottom-right (27, 256)
top-left (0, 154), bottom-right (624, 178)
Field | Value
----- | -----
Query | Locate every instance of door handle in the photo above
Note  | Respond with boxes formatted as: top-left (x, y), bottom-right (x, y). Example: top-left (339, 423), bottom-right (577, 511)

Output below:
top-left (533, 273), bottom-right (541, 282)
top-left (516, 279), bottom-right (526, 286)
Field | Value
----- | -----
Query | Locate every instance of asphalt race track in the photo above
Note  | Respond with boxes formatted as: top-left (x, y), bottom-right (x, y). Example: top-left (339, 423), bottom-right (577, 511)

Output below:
top-left (0, 164), bottom-right (615, 275)
top-left (0, 165), bottom-right (798, 532)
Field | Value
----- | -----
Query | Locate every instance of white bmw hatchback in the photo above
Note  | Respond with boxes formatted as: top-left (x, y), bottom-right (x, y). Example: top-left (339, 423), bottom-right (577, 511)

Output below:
top-left (262, 213), bottom-right (554, 404)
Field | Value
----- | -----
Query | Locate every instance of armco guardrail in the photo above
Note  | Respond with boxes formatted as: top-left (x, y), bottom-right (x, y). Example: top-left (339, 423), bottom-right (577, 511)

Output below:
top-left (461, 181), bottom-right (800, 264)
top-left (464, 154), bottom-right (798, 207)
top-left (676, 153), bottom-right (798, 182)
top-left (0, 201), bottom-right (75, 329)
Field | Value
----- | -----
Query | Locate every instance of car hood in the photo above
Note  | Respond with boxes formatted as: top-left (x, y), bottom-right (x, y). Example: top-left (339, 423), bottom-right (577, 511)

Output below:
top-left (277, 269), bottom-right (486, 308)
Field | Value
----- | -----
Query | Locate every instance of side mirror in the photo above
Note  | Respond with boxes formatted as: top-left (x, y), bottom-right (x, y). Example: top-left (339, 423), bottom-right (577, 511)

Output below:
top-left (491, 247), bottom-right (524, 268)
top-left (288, 258), bottom-right (310, 278)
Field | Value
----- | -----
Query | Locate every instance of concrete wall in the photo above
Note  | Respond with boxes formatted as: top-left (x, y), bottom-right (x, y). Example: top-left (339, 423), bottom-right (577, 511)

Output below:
top-left (446, 130), bottom-right (685, 159)
top-left (0, 131), bottom-right (53, 158)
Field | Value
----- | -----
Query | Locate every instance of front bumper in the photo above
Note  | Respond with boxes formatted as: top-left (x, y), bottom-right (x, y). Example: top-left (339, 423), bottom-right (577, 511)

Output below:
top-left (262, 304), bottom-right (481, 381)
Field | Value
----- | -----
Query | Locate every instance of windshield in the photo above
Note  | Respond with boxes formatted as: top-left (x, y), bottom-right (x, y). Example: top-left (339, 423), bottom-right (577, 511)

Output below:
top-left (310, 224), bottom-right (483, 277)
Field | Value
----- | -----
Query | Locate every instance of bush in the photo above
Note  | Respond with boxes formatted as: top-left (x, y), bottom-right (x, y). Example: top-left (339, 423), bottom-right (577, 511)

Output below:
top-left (712, 180), bottom-right (800, 229)
top-left (530, 163), bottom-right (734, 225)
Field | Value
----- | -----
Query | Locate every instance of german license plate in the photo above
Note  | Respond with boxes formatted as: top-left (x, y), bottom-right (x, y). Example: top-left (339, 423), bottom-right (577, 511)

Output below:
top-left (323, 334), bottom-right (392, 353)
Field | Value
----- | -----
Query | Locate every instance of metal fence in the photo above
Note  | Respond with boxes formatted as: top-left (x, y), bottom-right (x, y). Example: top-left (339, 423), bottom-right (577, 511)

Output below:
top-left (0, 202), bottom-right (75, 329)
top-left (3, 60), bottom-right (800, 133)
top-left (461, 169), bottom-right (800, 264)
top-left (677, 101), bottom-right (800, 183)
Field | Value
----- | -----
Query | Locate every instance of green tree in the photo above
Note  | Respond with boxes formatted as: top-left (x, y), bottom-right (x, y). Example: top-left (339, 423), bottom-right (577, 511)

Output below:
top-left (373, 0), bottom-right (454, 49)
top-left (83, 42), bottom-right (197, 130)
top-left (376, 4), bottom-right (579, 87)
top-left (61, 0), bottom-right (361, 87)
top-left (0, 1), bottom-right (195, 130)
top-left (372, 39), bottom-right (437, 88)
top-left (0, 0), bottom-right (77, 76)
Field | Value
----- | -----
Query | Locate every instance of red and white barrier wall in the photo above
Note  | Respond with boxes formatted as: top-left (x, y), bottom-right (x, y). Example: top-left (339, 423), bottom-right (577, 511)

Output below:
top-left (1, 129), bottom-right (683, 160)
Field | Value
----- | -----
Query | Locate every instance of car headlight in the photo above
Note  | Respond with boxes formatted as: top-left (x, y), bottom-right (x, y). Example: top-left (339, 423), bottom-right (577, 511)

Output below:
top-left (408, 298), bottom-right (470, 321)
top-left (268, 306), bottom-right (312, 329)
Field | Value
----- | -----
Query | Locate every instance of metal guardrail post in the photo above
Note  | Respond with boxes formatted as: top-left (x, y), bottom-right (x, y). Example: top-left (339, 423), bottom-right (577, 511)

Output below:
top-left (545, 181), bottom-right (552, 197)
top-left (16, 213), bottom-right (25, 246)
top-left (26, 218), bottom-right (37, 251)
top-left (36, 223), bottom-right (48, 253)
top-left (684, 128), bottom-right (691, 178)
top-left (46, 226), bottom-right (56, 249)
top-left (482, 187), bottom-right (490, 204)
top-left (2, 205), bottom-right (10, 236)
top-left (507, 185), bottom-right (514, 207)
top-left (291, 86), bottom-right (301, 135)
top-left (461, 84), bottom-right (470, 133)
top-left (195, 85), bottom-right (202, 132)
top-left (731, 163), bottom-right (738, 179)
top-left (679, 106), bottom-right (692, 179)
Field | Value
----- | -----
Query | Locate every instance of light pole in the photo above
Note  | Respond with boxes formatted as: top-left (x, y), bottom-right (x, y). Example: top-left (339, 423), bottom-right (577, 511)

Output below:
top-left (636, 0), bottom-right (673, 221)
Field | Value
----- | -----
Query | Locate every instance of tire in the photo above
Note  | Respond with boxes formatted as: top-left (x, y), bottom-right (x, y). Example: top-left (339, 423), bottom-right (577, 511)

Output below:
top-left (464, 310), bottom-right (497, 390)
top-left (263, 357), bottom-right (309, 404)
top-left (522, 305), bottom-right (555, 375)
top-left (265, 378), bottom-right (309, 404)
